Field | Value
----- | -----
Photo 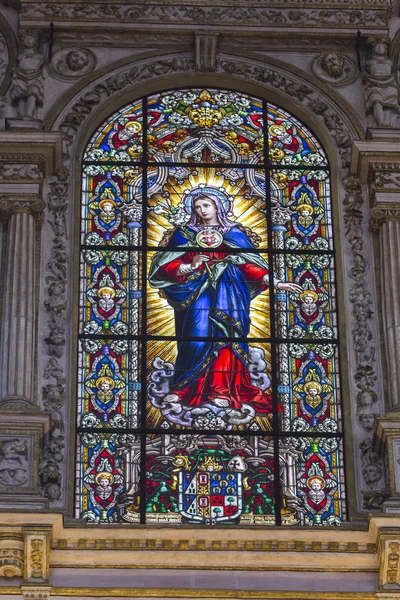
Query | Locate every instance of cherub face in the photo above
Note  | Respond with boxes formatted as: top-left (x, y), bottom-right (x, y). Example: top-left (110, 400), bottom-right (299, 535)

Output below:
top-left (299, 208), bottom-right (311, 218)
top-left (102, 202), bottom-right (114, 214)
top-left (100, 292), bottom-right (111, 301)
top-left (99, 381), bottom-right (111, 392)
top-left (311, 481), bottom-right (322, 492)
top-left (308, 386), bottom-right (319, 397)
top-left (98, 477), bottom-right (110, 488)
top-left (303, 294), bottom-right (315, 304)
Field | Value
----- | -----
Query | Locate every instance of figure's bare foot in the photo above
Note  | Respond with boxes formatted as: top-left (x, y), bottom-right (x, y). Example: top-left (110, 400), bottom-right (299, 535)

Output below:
top-left (212, 397), bottom-right (230, 408)
top-left (164, 394), bottom-right (181, 403)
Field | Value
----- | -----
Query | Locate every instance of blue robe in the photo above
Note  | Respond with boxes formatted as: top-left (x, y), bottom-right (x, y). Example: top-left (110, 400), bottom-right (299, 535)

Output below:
top-left (148, 226), bottom-right (269, 390)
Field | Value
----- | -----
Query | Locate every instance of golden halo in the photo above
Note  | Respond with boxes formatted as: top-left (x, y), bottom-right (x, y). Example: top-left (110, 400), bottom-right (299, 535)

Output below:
top-left (96, 376), bottom-right (115, 390)
top-left (98, 286), bottom-right (116, 298)
top-left (303, 380), bottom-right (322, 394)
top-left (300, 290), bottom-right (318, 302)
top-left (269, 124), bottom-right (286, 136)
top-left (297, 203), bottom-right (314, 214)
top-left (95, 471), bottom-right (114, 485)
top-left (125, 121), bottom-right (142, 133)
top-left (306, 476), bottom-right (326, 489)
top-left (99, 198), bottom-right (116, 210)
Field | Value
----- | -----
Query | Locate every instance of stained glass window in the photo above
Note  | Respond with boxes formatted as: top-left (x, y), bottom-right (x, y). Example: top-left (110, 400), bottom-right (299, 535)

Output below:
top-left (76, 88), bottom-right (346, 526)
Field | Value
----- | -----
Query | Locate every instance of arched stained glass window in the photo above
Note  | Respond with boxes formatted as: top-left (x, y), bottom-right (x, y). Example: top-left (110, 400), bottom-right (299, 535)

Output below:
top-left (76, 88), bottom-right (346, 526)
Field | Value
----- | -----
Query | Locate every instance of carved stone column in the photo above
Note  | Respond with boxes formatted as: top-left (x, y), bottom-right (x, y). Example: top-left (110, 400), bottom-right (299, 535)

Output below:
top-left (371, 197), bottom-right (400, 413)
top-left (0, 197), bottom-right (43, 408)
top-left (352, 138), bottom-right (400, 413)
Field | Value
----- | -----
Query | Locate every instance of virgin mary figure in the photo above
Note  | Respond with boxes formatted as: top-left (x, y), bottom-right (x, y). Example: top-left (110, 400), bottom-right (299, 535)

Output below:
top-left (148, 189), bottom-right (301, 417)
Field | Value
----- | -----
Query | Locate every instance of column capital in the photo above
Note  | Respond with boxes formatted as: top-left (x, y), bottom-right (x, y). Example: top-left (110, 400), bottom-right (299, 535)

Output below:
top-left (0, 195), bottom-right (45, 219)
top-left (370, 205), bottom-right (400, 231)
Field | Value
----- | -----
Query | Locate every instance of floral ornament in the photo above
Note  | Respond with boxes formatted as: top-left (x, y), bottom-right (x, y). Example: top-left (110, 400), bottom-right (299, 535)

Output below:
top-left (149, 197), bottom-right (189, 227)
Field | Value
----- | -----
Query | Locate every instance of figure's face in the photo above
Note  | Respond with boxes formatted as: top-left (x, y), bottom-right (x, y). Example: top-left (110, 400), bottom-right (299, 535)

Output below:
top-left (100, 382), bottom-right (111, 392)
top-left (194, 197), bottom-right (217, 222)
top-left (101, 292), bottom-right (111, 301)
top-left (300, 209), bottom-right (311, 218)
top-left (308, 386), bottom-right (319, 397)
top-left (67, 50), bottom-right (89, 71)
top-left (102, 202), bottom-right (114, 214)
top-left (118, 128), bottom-right (134, 141)
top-left (303, 294), bottom-right (314, 304)
top-left (324, 53), bottom-right (344, 78)
top-left (98, 477), bottom-right (110, 488)
top-left (311, 481), bottom-right (322, 492)
top-left (271, 126), bottom-right (292, 144)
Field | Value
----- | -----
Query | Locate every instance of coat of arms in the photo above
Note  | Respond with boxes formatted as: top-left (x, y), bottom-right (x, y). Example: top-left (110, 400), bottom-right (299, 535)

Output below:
top-left (178, 455), bottom-right (243, 523)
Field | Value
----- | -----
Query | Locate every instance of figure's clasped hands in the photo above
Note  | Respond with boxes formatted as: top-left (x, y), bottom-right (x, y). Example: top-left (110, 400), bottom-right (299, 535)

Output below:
top-left (191, 254), bottom-right (210, 270)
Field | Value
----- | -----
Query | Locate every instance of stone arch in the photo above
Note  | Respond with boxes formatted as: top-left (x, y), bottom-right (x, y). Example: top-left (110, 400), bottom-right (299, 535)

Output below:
top-left (39, 53), bottom-right (383, 518)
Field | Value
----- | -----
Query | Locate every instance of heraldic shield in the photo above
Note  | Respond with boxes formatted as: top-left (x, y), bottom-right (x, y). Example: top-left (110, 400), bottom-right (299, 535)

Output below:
top-left (178, 456), bottom-right (243, 523)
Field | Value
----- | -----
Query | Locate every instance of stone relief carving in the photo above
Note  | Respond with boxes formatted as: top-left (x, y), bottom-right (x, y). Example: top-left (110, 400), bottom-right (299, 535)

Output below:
top-left (374, 170), bottom-right (400, 189)
top-left (52, 53), bottom-right (382, 511)
top-left (30, 540), bottom-right (43, 578)
top-left (39, 168), bottom-right (69, 503)
top-left (20, 4), bottom-right (388, 28)
top-left (0, 163), bottom-right (42, 181)
top-left (10, 33), bottom-right (44, 121)
top-left (50, 48), bottom-right (96, 81)
top-left (0, 32), bottom-right (9, 98)
top-left (0, 438), bottom-right (28, 488)
top-left (312, 53), bottom-right (357, 86)
top-left (364, 36), bottom-right (400, 128)
top-left (386, 542), bottom-right (400, 585)
top-left (343, 178), bottom-right (384, 507)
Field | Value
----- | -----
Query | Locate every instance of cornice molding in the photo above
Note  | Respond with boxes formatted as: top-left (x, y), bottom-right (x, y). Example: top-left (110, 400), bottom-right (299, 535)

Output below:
top-left (19, 2), bottom-right (391, 30)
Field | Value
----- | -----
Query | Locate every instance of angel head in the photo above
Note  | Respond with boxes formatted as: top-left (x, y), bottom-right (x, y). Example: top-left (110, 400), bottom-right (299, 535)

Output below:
top-left (300, 290), bottom-right (318, 305)
top-left (95, 471), bottom-right (115, 488)
top-left (307, 475), bottom-right (326, 491)
top-left (269, 123), bottom-right (293, 144)
top-left (99, 197), bottom-right (116, 216)
top-left (98, 286), bottom-right (116, 301)
top-left (96, 376), bottom-right (115, 393)
top-left (303, 380), bottom-right (322, 398)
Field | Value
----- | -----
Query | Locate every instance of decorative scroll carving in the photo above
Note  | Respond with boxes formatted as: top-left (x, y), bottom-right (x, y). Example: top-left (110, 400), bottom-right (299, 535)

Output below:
top-left (0, 163), bottom-right (42, 181)
top-left (312, 53), bottom-right (357, 86)
top-left (39, 168), bottom-right (69, 503)
top-left (364, 37), bottom-right (400, 128)
top-left (20, 4), bottom-right (389, 27)
top-left (386, 542), bottom-right (400, 585)
top-left (30, 540), bottom-right (43, 578)
top-left (342, 178), bottom-right (383, 504)
top-left (0, 32), bottom-right (9, 96)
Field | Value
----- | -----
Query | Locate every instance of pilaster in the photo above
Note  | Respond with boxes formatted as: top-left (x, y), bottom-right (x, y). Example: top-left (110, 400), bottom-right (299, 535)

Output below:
top-left (0, 132), bottom-right (62, 507)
